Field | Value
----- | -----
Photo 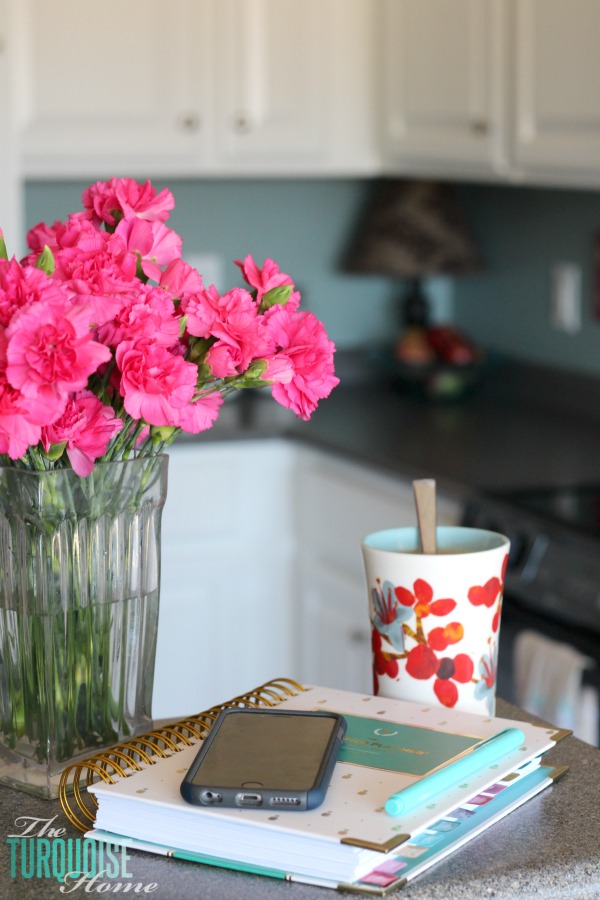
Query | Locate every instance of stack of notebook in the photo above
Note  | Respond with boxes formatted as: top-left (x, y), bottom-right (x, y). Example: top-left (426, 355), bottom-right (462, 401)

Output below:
top-left (60, 679), bottom-right (569, 894)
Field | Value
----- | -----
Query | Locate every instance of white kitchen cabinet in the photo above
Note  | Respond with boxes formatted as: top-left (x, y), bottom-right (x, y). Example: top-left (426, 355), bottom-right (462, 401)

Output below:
top-left (380, 0), bottom-right (600, 187)
top-left (513, 0), bottom-right (600, 181)
top-left (0, 0), bottom-right (22, 249)
top-left (15, 0), bottom-right (212, 179)
top-left (213, 0), bottom-right (327, 168)
top-left (15, 0), bottom-right (377, 178)
top-left (153, 439), bottom-right (296, 719)
top-left (153, 437), bottom-right (462, 717)
top-left (293, 449), bottom-right (461, 693)
top-left (379, 0), bottom-right (509, 179)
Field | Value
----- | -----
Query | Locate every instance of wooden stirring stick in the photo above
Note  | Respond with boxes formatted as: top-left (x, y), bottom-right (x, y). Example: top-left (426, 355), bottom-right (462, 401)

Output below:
top-left (413, 479), bottom-right (437, 554)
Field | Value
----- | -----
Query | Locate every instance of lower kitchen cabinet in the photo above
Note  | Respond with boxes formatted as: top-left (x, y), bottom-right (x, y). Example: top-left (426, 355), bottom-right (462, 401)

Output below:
top-left (153, 439), bottom-right (296, 718)
top-left (293, 448), bottom-right (461, 693)
top-left (153, 439), bottom-right (461, 718)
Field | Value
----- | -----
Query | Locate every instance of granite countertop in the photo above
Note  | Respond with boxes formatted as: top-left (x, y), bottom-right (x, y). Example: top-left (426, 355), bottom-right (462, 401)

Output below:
top-left (1, 701), bottom-right (599, 899)
top-left (197, 355), bottom-right (600, 498)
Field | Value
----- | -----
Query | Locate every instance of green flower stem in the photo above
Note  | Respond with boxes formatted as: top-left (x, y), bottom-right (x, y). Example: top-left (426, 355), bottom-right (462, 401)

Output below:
top-left (0, 457), bottom-right (165, 772)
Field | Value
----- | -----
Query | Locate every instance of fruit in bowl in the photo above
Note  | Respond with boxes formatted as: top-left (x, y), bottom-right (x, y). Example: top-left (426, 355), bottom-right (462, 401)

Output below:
top-left (394, 326), bottom-right (437, 365)
top-left (392, 324), bottom-right (483, 400)
top-left (424, 325), bottom-right (481, 366)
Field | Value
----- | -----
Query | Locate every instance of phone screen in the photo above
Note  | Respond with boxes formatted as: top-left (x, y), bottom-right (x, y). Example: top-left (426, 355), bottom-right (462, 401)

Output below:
top-left (191, 711), bottom-right (338, 789)
top-left (181, 709), bottom-right (346, 810)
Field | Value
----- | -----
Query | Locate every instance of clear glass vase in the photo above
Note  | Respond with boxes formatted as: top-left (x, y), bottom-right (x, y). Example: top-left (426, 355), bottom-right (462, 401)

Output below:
top-left (0, 455), bottom-right (168, 798)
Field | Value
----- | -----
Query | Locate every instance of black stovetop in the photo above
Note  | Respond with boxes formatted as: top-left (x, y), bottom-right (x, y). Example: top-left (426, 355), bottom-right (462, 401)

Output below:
top-left (498, 484), bottom-right (600, 540)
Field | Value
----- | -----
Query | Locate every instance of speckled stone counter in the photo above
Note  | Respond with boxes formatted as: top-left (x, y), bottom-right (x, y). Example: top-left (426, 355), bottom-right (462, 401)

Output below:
top-left (1, 701), bottom-right (599, 899)
top-left (192, 356), bottom-right (600, 497)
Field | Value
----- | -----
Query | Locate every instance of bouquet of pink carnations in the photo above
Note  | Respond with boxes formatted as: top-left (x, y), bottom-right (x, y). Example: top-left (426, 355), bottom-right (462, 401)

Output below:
top-left (0, 177), bottom-right (338, 476)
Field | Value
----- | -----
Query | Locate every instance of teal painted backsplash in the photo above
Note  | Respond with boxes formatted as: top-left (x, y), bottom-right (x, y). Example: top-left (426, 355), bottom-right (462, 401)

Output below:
top-left (454, 182), bottom-right (600, 377)
top-left (24, 178), bottom-right (600, 376)
top-left (24, 179), bottom-right (398, 351)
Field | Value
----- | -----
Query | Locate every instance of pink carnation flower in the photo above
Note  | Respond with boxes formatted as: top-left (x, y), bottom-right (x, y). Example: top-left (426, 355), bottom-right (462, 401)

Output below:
top-left (5, 294), bottom-right (111, 425)
top-left (0, 258), bottom-right (67, 328)
top-left (203, 288), bottom-right (272, 378)
top-left (178, 392), bottom-right (223, 434)
top-left (52, 219), bottom-right (138, 298)
top-left (115, 216), bottom-right (182, 282)
top-left (159, 259), bottom-right (204, 298)
top-left (0, 370), bottom-right (42, 459)
top-left (41, 391), bottom-right (123, 477)
top-left (180, 283), bottom-right (220, 338)
top-left (116, 339), bottom-right (198, 427)
top-left (265, 307), bottom-right (339, 420)
top-left (96, 283), bottom-right (181, 349)
top-left (235, 255), bottom-right (294, 304)
top-left (82, 178), bottom-right (175, 227)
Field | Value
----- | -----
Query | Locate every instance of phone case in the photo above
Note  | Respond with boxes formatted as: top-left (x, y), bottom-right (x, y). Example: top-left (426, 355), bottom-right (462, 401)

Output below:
top-left (180, 708), bottom-right (347, 811)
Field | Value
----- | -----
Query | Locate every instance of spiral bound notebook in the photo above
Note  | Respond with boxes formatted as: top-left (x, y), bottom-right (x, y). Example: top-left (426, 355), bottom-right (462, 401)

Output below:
top-left (59, 679), bottom-right (569, 894)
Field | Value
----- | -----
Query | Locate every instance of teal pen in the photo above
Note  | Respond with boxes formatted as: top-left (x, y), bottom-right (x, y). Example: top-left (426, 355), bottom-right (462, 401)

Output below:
top-left (385, 726), bottom-right (526, 817)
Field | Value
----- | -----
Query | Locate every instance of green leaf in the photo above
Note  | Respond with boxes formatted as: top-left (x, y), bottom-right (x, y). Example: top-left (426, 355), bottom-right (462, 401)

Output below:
top-left (40, 442), bottom-right (66, 462)
top-left (0, 232), bottom-right (8, 260)
top-left (259, 284), bottom-right (293, 312)
top-left (35, 245), bottom-right (55, 275)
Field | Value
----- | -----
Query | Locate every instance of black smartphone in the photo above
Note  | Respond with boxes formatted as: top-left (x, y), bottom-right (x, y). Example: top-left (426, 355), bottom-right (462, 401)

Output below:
top-left (180, 708), bottom-right (347, 811)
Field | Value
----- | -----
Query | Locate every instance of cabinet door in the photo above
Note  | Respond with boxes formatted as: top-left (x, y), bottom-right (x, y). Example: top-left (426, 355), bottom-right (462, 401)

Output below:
top-left (514, 0), bottom-right (600, 177)
top-left (294, 449), bottom-right (461, 692)
top-left (153, 439), bottom-right (295, 718)
top-left (16, 0), bottom-right (212, 178)
top-left (380, 0), bottom-right (507, 175)
top-left (301, 563), bottom-right (373, 695)
top-left (213, 0), bottom-right (329, 169)
top-left (0, 0), bottom-right (22, 250)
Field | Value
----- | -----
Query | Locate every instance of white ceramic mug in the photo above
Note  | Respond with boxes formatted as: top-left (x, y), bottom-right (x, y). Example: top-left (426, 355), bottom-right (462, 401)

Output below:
top-left (361, 526), bottom-right (510, 716)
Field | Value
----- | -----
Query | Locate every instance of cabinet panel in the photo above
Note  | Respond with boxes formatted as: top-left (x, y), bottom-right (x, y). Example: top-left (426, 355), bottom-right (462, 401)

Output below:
top-left (381, 0), bottom-right (507, 175)
top-left (14, 0), bottom-right (376, 177)
top-left (514, 0), bottom-right (600, 174)
top-left (294, 448), bottom-right (461, 695)
top-left (214, 0), bottom-right (328, 165)
top-left (0, 0), bottom-right (21, 249)
top-left (17, 0), bottom-right (211, 177)
top-left (299, 563), bottom-right (372, 695)
top-left (154, 439), bottom-right (295, 719)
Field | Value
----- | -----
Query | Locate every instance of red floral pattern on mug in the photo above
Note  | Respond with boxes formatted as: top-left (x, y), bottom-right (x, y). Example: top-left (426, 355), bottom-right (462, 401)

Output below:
top-left (372, 629), bottom-right (399, 695)
top-left (370, 554), bottom-right (508, 710)
top-left (395, 579), bottom-right (456, 618)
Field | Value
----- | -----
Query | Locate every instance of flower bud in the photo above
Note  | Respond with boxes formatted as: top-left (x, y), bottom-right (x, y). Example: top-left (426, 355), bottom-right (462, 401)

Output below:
top-left (34, 245), bottom-right (56, 275)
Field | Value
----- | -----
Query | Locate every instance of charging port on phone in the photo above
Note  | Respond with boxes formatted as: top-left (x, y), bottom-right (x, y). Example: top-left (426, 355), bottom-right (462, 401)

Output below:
top-left (236, 793), bottom-right (262, 807)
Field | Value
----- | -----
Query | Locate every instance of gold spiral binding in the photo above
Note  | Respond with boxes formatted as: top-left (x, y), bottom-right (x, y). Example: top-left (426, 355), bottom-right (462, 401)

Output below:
top-left (59, 676), bottom-right (305, 831)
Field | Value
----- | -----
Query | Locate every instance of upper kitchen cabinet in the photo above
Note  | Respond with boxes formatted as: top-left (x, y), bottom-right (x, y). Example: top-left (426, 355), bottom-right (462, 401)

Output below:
top-left (513, 0), bottom-right (600, 183)
top-left (379, 0), bottom-right (509, 179)
top-left (15, 0), bottom-right (378, 179)
top-left (212, 0), bottom-right (377, 174)
top-left (15, 0), bottom-right (211, 179)
top-left (0, 0), bottom-right (22, 245)
top-left (380, 0), bottom-right (600, 188)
